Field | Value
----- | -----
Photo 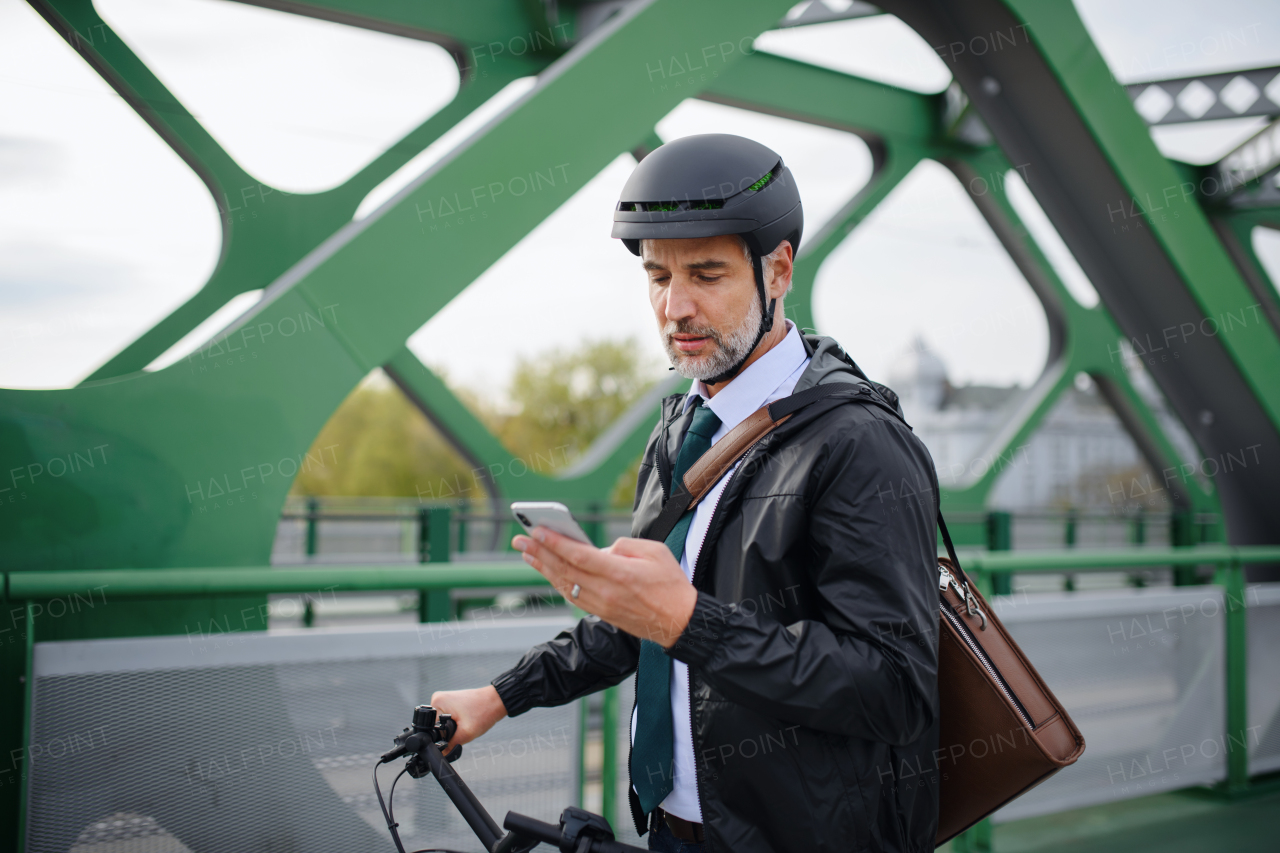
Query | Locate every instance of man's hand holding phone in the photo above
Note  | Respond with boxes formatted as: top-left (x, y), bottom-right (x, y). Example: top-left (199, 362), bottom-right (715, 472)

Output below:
top-left (511, 510), bottom-right (696, 649)
top-left (428, 506), bottom-right (695, 756)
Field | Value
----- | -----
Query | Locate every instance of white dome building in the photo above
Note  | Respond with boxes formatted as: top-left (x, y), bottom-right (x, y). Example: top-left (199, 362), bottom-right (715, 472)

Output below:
top-left (887, 336), bottom-right (949, 417)
top-left (883, 337), bottom-right (1152, 514)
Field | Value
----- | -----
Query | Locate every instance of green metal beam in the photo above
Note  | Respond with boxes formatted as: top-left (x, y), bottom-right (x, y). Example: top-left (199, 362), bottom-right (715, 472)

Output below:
top-left (4, 563), bottom-right (546, 598)
top-left (702, 53), bottom-right (943, 349)
top-left (701, 50), bottom-right (938, 144)
top-left (698, 46), bottom-right (1224, 524)
top-left (84, 71), bottom-right (522, 380)
top-left (694, 48), bottom-right (1225, 523)
top-left (957, 544), bottom-right (1280, 572)
top-left (1004, 0), bottom-right (1280, 429)
top-left (1214, 556), bottom-right (1251, 793)
top-left (789, 145), bottom-right (926, 333)
top-left (239, 0), bottom-right (571, 54)
top-left (939, 146), bottom-right (1219, 516)
top-left (2, 0), bottom-right (799, 576)
top-left (272, 5), bottom-right (795, 373)
top-left (32, 0), bottom-right (539, 382)
top-left (1209, 212), bottom-right (1280, 336)
top-left (7, 546), bottom-right (1280, 597)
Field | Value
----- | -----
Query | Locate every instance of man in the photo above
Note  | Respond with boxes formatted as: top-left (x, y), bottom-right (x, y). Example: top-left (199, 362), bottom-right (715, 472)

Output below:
top-left (431, 135), bottom-right (940, 853)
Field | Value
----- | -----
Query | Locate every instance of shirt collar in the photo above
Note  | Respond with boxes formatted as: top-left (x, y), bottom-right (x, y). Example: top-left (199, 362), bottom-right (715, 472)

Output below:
top-left (682, 320), bottom-right (807, 431)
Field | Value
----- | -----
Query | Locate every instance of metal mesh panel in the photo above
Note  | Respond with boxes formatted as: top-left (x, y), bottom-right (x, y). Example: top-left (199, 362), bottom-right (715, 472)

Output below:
top-left (27, 619), bottom-right (581, 853)
top-left (992, 587), bottom-right (1226, 822)
top-left (602, 588), bottom-right (1233, 830)
top-left (1247, 583), bottom-right (1280, 775)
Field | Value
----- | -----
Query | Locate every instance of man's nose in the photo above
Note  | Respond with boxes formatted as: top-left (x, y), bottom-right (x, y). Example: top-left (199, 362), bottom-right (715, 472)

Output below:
top-left (663, 277), bottom-right (697, 322)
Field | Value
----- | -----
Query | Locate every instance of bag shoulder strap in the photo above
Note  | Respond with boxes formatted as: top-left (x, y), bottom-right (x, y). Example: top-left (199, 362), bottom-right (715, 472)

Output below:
top-left (641, 381), bottom-right (971, 583)
top-left (640, 384), bottom-right (856, 543)
top-left (936, 512), bottom-right (971, 583)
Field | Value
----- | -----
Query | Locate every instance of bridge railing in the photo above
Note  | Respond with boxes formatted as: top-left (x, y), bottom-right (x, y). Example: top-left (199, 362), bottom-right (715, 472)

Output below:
top-left (274, 498), bottom-right (1222, 568)
top-left (6, 543), bottom-right (1279, 843)
top-left (957, 545), bottom-right (1280, 799)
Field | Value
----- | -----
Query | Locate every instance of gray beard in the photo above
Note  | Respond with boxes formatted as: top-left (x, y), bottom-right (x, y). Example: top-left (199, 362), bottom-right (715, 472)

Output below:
top-left (662, 296), bottom-right (763, 382)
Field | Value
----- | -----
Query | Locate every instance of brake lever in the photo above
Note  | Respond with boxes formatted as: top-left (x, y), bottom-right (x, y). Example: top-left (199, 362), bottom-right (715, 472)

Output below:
top-left (394, 707), bottom-right (463, 777)
top-left (434, 713), bottom-right (462, 763)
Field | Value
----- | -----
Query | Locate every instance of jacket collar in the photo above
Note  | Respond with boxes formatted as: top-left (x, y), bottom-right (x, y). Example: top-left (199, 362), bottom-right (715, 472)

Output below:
top-left (661, 333), bottom-right (871, 426)
top-left (792, 333), bottom-right (873, 393)
top-left (681, 321), bottom-right (808, 434)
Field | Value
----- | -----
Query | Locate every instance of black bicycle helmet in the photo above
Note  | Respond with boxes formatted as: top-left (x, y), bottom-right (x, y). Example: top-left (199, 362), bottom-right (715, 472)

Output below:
top-left (612, 134), bottom-right (803, 383)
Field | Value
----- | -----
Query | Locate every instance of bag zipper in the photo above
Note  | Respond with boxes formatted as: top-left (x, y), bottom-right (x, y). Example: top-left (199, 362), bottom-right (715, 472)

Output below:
top-left (938, 569), bottom-right (1035, 731)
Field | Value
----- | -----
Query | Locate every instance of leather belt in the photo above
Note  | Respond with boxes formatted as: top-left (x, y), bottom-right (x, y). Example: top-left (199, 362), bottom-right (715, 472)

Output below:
top-left (652, 808), bottom-right (704, 843)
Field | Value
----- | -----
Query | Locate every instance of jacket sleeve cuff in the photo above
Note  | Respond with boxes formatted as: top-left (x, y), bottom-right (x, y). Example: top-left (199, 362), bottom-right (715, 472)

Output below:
top-left (491, 667), bottom-right (535, 718)
top-left (668, 591), bottom-right (732, 667)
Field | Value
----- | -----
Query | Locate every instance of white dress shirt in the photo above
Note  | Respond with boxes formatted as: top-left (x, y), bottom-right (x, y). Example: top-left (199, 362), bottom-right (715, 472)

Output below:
top-left (632, 320), bottom-right (810, 822)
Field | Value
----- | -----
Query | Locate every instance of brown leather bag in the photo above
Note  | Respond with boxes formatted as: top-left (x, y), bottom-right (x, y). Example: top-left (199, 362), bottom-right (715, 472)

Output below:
top-left (647, 383), bottom-right (1085, 846)
top-left (934, 520), bottom-right (1085, 844)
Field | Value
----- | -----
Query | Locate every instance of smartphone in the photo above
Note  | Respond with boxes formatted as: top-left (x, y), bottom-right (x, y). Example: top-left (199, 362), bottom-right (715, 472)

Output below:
top-left (510, 501), bottom-right (593, 545)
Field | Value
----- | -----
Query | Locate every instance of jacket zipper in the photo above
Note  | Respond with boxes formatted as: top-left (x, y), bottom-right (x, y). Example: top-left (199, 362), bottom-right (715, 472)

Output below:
top-left (938, 601), bottom-right (1034, 730)
top-left (683, 492), bottom-right (713, 844)
top-left (625, 692), bottom-right (639, 830)
top-left (684, 666), bottom-right (702, 836)
top-left (681, 437), bottom-right (769, 847)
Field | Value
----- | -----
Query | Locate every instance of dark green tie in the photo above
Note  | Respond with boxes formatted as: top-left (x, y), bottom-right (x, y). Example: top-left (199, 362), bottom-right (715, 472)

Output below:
top-left (631, 400), bottom-right (721, 816)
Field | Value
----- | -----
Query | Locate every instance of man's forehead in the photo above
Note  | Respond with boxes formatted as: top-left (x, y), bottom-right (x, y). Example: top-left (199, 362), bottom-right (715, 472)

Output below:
top-left (641, 236), bottom-right (742, 267)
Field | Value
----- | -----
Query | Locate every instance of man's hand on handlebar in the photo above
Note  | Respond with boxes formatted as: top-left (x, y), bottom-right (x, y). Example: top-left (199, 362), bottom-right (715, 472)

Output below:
top-left (429, 685), bottom-right (508, 756)
top-left (377, 704), bottom-right (647, 853)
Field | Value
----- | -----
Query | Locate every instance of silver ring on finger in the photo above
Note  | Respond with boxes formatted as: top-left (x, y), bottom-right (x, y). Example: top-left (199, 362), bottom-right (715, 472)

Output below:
top-left (571, 583), bottom-right (581, 599)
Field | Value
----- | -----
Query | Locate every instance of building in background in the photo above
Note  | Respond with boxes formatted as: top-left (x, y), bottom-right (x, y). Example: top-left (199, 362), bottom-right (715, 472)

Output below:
top-left (887, 337), bottom-right (1157, 512)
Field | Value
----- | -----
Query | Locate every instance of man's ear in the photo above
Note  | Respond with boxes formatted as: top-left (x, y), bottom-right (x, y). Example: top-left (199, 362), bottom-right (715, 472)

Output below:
top-left (765, 240), bottom-right (794, 298)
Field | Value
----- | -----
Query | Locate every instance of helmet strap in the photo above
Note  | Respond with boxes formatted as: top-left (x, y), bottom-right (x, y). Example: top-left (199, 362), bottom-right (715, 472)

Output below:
top-left (705, 252), bottom-right (777, 385)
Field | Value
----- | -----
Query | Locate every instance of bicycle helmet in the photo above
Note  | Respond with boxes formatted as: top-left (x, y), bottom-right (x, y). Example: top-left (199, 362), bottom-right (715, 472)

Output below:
top-left (612, 134), bottom-right (803, 383)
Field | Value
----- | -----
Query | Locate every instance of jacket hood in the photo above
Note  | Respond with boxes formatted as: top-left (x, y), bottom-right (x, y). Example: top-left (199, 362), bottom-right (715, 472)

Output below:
top-left (794, 334), bottom-right (907, 421)
top-left (793, 334), bottom-right (868, 392)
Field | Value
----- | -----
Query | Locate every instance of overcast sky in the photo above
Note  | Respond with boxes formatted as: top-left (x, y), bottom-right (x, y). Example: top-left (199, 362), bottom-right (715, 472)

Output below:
top-left (3, 0), bottom-right (1279, 400)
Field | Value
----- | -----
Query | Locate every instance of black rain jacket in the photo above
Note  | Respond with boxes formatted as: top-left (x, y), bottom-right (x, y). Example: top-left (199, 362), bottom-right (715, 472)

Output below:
top-left (492, 335), bottom-right (941, 852)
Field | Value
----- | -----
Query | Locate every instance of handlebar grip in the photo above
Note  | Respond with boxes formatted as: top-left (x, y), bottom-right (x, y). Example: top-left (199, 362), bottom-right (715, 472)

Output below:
top-left (502, 811), bottom-right (561, 844)
top-left (501, 812), bottom-right (648, 853)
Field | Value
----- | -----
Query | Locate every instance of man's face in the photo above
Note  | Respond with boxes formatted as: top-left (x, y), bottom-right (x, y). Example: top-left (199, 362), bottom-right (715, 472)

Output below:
top-left (643, 235), bottom-right (764, 382)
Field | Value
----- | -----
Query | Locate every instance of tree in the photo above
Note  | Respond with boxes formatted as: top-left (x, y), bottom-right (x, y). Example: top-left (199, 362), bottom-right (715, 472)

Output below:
top-left (291, 371), bottom-right (483, 501)
top-left (291, 338), bottom-right (658, 504)
top-left (496, 338), bottom-right (657, 470)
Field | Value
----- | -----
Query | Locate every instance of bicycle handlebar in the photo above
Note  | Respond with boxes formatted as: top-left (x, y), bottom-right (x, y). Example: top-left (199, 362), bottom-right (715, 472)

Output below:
top-left (380, 705), bottom-right (648, 853)
top-left (499, 812), bottom-right (563, 846)
top-left (501, 812), bottom-right (647, 853)
top-left (419, 737), bottom-right (504, 849)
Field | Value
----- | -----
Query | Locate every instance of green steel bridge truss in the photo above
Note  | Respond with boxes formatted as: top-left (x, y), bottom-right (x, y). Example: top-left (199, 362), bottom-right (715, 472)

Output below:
top-left (4, 0), bottom-right (1280, 840)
